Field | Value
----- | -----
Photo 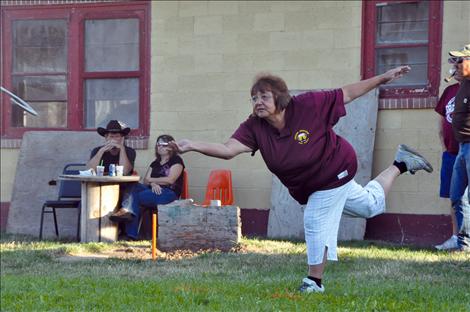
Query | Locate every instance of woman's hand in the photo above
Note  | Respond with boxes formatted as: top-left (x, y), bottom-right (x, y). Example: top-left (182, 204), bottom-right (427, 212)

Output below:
top-left (150, 183), bottom-right (162, 195)
top-left (169, 139), bottom-right (193, 154)
top-left (381, 66), bottom-right (411, 84)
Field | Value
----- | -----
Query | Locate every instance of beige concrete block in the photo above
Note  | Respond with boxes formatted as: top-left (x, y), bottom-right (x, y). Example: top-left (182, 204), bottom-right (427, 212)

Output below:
top-left (320, 48), bottom-right (360, 70)
top-left (178, 1), bottom-right (208, 17)
top-left (296, 70), bottom-right (333, 90)
top-left (251, 52), bottom-right (285, 71)
top-left (374, 128), bottom-right (420, 150)
top-left (301, 30), bottom-right (335, 50)
top-left (152, 1), bottom-right (178, 18)
top-left (224, 73), bottom-right (255, 91)
top-left (177, 73), bottom-right (225, 92)
top-left (238, 33), bottom-right (272, 53)
top-left (195, 16), bottom-right (223, 35)
top-left (333, 27), bottom-right (361, 48)
top-left (377, 111), bottom-right (402, 130)
top-left (151, 72), bottom-right (178, 92)
top-left (269, 32), bottom-right (303, 52)
top-left (152, 91), bottom-right (224, 112)
top-left (164, 16), bottom-right (194, 35)
top-left (178, 34), bottom-right (238, 56)
top-left (402, 110), bottom-right (439, 130)
top-left (239, 1), bottom-right (273, 15)
top-left (1, 149), bottom-right (19, 202)
top-left (275, 71), bottom-right (300, 90)
top-left (152, 35), bottom-right (179, 56)
top-left (389, 173), bottom-right (420, 193)
top-left (284, 10), bottom-right (319, 32)
top-left (159, 55), bottom-right (195, 73)
top-left (223, 15), bottom-right (254, 33)
top-left (418, 129), bottom-right (444, 152)
top-left (330, 70), bottom-right (361, 88)
top-left (223, 54), bottom-right (254, 72)
top-left (254, 12), bottom-right (285, 32)
top-left (284, 51), bottom-right (321, 70)
top-left (314, 7), bottom-right (356, 30)
top-left (386, 191), bottom-right (441, 215)
top-left (152, 112), bottom-right (180, 130)
top-left (208, 1), bottom-right (239, 16)
top-left (195, 54), bottom-right (223, 73)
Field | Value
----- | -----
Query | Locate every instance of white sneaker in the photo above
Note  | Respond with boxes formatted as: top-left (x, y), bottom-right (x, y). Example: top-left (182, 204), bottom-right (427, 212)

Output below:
top-left (435, 235), bottom-right (458, 250)
top-left (298, 278), bottom-right (325, 293)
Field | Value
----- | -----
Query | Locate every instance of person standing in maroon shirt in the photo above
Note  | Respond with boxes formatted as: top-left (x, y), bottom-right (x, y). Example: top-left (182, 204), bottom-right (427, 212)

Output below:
top-left (434, 57), bottom-right (464, 250)
top-left (171, 66), bottom-right (433, 293)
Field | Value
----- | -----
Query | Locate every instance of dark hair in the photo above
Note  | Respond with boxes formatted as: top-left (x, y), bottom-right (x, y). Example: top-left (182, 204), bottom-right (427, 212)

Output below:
top-left (155, 134), bottom-right (176, 161)
top-left (250, 73), bottom-right (291, 113)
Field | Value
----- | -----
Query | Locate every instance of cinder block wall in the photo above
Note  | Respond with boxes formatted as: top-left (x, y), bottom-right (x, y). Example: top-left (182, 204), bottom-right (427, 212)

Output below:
top-left (148, 0), bottom-right (362, 207)
top-left (372, 1), bottom-right (470, 216)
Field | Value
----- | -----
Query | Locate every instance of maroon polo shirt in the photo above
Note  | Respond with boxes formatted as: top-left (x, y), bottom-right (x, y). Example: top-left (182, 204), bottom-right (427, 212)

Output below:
top-left (232, 89), bottom-right (357, 204)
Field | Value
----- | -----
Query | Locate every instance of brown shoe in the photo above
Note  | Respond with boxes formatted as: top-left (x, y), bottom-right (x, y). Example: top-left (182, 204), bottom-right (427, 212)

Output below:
top-left (109, 209), bottom-right (134, 223)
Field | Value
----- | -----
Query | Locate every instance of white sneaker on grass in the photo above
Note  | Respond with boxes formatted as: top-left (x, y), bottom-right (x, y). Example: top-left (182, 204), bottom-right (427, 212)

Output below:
top-left (298, 278), bottom-right (325, 293)
top-left (435, 235), bottom-right (458, 250)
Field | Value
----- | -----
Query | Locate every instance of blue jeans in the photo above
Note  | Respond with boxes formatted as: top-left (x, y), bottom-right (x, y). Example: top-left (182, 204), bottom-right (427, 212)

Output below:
top-left (120, 183), bottom-right (178, 239)
top-left (449, 142), bottom-right (470, 249)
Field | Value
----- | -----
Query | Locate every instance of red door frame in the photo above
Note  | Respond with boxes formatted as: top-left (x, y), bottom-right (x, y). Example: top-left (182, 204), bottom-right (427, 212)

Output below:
top-left (1, 1), bottom-right (150, 138)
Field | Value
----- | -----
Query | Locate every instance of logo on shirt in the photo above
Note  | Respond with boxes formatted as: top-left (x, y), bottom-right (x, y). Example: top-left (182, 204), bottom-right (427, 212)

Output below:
top-left (294, 130), bottom-right (310, 144)
top-left (445, 96), bottom-right (456, 123)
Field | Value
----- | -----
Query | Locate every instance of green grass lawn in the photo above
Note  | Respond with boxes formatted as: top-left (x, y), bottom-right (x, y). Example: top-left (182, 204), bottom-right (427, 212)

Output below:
top-left (1, 234), bottom-right (469, 311)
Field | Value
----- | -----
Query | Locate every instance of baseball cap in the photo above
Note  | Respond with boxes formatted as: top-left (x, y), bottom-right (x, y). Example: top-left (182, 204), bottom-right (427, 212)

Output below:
top-left (449, 44), bottom-right (470, 57)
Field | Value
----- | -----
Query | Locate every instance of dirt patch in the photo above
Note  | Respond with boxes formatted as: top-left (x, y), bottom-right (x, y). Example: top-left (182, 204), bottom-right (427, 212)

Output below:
top-left (57, 244), bottom-right (249, 262)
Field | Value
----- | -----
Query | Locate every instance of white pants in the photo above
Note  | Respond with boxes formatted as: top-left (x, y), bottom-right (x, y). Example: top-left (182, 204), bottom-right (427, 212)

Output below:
top-left (304, 179), bottom-right (385, 265)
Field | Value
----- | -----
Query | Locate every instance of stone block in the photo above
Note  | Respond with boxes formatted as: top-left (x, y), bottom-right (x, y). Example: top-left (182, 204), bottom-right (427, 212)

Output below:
top-left (254, 12), bottom-right (284, 32)
top-left (194, 16), bottom-right (223, 35)
top-left (208, 1), bottom-right (239, 16)
top-left (223, 15), bottom-right (254, 33)
top-left (7, 131), bottom-right (103, 237)
top-left (158, 200), bottom-right (241, 251)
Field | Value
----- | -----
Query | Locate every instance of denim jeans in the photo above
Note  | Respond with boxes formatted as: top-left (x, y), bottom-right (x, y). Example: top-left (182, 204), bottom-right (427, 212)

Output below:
top-left (449, 142), bottom-right (470, 249)
top-left (120, 183), bottom-right (178, 239)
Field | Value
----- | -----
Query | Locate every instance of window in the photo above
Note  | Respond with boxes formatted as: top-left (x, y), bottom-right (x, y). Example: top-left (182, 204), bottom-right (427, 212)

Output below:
top-left (362, 0), bottom-right (442, 98)
top-left (1, 2), bottom-right (150, 138)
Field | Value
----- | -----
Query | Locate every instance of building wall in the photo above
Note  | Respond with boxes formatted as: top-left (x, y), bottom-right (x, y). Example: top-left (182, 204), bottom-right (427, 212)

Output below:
top-left (372, 1), bottom-right (470, 217)
top-left (0, 1), bottom-right (468, 231)
top-left (148, 0), bottom-right (362, 208)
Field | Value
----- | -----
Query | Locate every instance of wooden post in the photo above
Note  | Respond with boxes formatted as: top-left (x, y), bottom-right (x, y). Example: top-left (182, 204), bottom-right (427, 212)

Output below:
top-left (99, 184), bottom-right (119, 242)
top-left (152, 212), bottom-right (157, 261)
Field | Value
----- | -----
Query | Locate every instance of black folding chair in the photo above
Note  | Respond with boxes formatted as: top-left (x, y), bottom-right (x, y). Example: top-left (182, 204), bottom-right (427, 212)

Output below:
top-left (39, 163), bottom-right (87, 241)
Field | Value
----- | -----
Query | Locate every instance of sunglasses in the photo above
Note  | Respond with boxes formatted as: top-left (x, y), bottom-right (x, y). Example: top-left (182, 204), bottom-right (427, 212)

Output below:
top-left (448, 57), bottom-right (470, 64)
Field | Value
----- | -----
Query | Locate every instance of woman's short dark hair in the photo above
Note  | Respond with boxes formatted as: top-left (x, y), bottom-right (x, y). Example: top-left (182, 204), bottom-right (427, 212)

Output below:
top-left (250, 73), bottom-right (291, 113)
top-left (155, 134), bottom-right (176, 161)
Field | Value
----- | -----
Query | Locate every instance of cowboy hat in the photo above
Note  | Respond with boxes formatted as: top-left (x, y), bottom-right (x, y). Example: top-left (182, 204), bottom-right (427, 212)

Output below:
top-left (97, 120), bottom-right (131, 137)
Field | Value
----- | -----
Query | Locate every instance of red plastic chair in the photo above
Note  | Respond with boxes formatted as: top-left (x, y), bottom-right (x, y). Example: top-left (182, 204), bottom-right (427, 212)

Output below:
top-left (180, 170), bottom-right (189, 199)
top-left (202, 169), bottom-right (234, 206)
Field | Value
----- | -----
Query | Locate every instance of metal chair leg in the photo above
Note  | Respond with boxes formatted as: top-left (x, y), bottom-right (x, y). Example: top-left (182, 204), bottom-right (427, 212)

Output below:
top-left (76, 204), bottom-right (81, 242)
top-left (52, 208), bottom-right (59, 237)
top-left (39, 204), bottom-right (46, 240)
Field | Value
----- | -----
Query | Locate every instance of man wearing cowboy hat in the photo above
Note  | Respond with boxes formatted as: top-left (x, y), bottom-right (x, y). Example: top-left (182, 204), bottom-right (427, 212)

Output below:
top-left (86, 120), bottom-right (136, 176)
top-left (449, 44), bottom-right (470, 251)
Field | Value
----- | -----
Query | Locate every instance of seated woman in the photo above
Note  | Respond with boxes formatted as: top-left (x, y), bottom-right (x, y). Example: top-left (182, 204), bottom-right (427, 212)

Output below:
top-left (109, 134), bottom-right (185, 240)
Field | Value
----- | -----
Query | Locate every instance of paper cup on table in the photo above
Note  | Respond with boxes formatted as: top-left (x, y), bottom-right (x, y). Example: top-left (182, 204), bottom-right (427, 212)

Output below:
top-left (116, 165), bottom-right (124, 176)
top-left (210, 199), bottom-right (222, 207)
top-left (96, 165), bottom-right (105, 176)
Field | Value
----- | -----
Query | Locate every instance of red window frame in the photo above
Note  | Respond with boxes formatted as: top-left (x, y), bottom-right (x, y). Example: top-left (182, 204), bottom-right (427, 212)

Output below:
top-left (0, 2), bottom-right (150, 139)
top-left (361, 0), bottom-right (443, 99)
